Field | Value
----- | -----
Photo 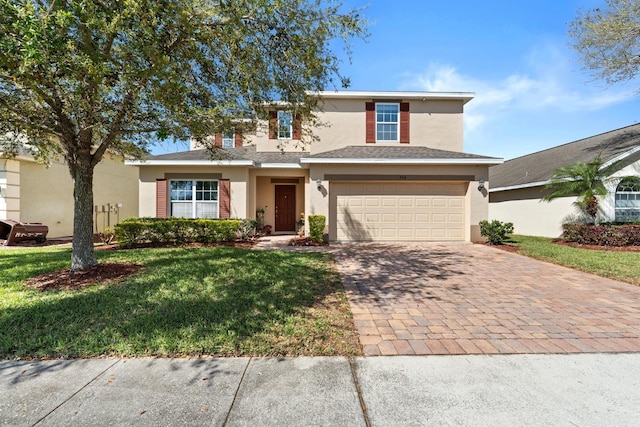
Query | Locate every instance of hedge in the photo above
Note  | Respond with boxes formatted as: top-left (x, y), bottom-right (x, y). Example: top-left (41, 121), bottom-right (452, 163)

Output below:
top-left (115, 217), bottom-right (241, 248)
top-left (562, 224), bottom-right (640, 246)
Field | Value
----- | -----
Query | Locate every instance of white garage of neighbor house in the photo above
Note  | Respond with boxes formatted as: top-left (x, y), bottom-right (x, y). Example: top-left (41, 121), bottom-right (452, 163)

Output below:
top-left (128, 91), bottom-right (503, 242)
top-left (489, 124), bottom-right (640, 238)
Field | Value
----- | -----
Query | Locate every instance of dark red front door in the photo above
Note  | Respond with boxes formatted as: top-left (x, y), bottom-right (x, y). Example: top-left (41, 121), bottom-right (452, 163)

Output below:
top-left (275, 185), bottom-right (296, 231)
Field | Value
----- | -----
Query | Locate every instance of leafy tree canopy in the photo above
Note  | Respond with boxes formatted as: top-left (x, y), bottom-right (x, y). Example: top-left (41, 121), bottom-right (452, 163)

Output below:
top-left (569, 0), bottom-right (640, 89)
top-left (0, 0), bottom-right (367, 271)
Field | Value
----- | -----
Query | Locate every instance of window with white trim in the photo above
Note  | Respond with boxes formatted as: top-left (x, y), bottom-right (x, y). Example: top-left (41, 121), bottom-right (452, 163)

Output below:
top-left (615, 177), bottom-right (640, 222)
top-left (376, 103), bottom-right (399, 142)
top-left (278, 110), bottom-right (292, 139)
top-left (170, 180), bottom-right (219, 218)
top-left (222, 131), bottom-right (234, 149)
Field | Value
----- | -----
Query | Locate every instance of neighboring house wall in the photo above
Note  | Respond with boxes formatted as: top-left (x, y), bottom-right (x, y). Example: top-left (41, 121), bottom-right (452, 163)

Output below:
top-left (489, 158), bottom-right (640, 238)
top-left (489, 187), bottom-right (575, 238)
top-left (17, 154), bottom-right (138, 237)
top-left (0, 159), bottom-right (21, 220)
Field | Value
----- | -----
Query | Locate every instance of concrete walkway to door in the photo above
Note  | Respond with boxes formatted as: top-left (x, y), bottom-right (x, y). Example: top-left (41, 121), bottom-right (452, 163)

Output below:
top-left (333, 242), bottom-right (640, 356)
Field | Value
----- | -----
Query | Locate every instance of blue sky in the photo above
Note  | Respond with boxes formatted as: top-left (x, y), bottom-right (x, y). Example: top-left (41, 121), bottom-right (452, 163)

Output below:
top-left (151, 1), bottom-right (640, 160)
top-left (335, 0), bottom-right (640, 160)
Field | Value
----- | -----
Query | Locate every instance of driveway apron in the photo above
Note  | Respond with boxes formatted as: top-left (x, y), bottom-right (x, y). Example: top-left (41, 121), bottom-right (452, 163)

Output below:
top-left (333, 242), bottom-right (640, 356)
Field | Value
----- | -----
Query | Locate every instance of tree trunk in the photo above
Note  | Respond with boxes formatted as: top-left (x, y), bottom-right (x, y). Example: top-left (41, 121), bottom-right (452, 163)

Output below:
top-left (70, 155), bottom-right (98, 272)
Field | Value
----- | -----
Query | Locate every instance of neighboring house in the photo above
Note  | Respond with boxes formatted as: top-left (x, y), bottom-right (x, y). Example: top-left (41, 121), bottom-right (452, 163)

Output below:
top-left (0, 153), bottom-right (139, 238)
top-left (127, 91), bottom-right (502, 242)
top-left (489, 124), bottom-right (640, 238)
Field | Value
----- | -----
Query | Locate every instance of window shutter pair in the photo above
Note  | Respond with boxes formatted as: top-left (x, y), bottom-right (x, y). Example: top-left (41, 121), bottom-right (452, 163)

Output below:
top-left (268, 111), bottom-right (301, 140)
top-left (365, 102), bottom-right (410, 143)
top-left (213, 132), bottom-right (243, 148)
top-left (156, 178), bottom-right (231, 219)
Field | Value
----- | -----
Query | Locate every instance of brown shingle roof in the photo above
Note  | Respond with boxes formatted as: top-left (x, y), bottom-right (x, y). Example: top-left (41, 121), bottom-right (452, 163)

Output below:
top-left (489, 124), bottom-right (640, 190)
top-left (145, 145), bottom-right (308, 164)
top-left (302, 145), bottom-right (500, 161)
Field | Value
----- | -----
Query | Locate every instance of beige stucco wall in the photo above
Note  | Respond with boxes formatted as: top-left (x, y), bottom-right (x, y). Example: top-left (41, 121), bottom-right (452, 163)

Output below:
top-left (0, 159), bottom-right (21, 221)
top-left (308, 163), bottom-right (489, 242)
top-left (489, 187), bottom-right (576, 238)
top-left (247, 98), bottom-right (465, 154)
top-left (137, 165), bottom-right (249, 219)
top-left (18, 154), bottom-right (139, 237)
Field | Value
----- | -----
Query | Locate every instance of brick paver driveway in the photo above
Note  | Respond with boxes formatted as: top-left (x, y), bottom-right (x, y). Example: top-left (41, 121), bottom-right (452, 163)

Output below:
top-left (334, 242), bottom-right (640, 356)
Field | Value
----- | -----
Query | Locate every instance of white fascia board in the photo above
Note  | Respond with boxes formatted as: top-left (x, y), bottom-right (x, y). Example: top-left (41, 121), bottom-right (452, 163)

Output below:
top-left (258, 163), bottom-right (305, 169)
top-left (310, 90), bottom-right (475, 104)
top-left (489, 180), bottom-right (549, 193)
top-left (300, 157), bottom-right (502, 165)
top-left (601, 145), bottom-right (640, 170)
top-left (125, 159), bottom-right (254, 166)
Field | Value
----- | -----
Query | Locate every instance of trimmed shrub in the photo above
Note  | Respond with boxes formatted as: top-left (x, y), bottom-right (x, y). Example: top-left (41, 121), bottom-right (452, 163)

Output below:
top-left (308, 215), bottom-right (326, 243)
top-left (115, 218), bottom-right (241, 248)
top-left (479, 219), bottom-right (514, 245)
top-left (562, 224), bottom-right (640, 246)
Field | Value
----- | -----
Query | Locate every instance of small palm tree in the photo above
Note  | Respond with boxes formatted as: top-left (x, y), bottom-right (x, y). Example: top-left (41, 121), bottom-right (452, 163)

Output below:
top-left (542, 156), bottom-right (610, 223)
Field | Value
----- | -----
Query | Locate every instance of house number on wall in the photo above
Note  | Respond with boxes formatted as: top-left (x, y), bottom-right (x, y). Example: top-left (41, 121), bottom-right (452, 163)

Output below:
top-left (399, 175), bottom-right (407, 180)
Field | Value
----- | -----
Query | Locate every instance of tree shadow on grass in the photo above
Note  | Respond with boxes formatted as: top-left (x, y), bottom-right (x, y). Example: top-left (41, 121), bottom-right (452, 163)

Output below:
top-left (0, 247), bottom-right (351, 359)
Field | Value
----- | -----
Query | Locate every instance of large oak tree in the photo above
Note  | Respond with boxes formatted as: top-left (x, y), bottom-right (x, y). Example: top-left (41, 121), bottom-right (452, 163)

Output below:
top-left (569, 0), bottom-right (640, 88)
top-left (0, 0), bottom-right (366, 271)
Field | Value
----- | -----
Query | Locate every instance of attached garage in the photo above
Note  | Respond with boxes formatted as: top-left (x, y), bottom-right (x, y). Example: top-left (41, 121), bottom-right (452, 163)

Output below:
top-left (330, 182), bottom-right (467, 241)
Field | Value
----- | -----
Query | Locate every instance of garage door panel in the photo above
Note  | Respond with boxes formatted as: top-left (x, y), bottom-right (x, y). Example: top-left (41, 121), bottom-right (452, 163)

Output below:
top-left (334, 182), bottom-right (466, 241)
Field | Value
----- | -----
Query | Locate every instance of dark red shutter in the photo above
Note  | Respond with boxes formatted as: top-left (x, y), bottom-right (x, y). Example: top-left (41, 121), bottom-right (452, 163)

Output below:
top-left (292, 114), bottom-right (301, 140)
top-left (156, 179), bottom-right (168, 218)
top-left (268, 111), bottom-right (277, 139)
top-left (365, 102), bottom-right (375, 143)
top-left (234, 132), bottom-right (243, 147)
top-left (400, 102), bottom-right (410, 143)
top-left (219, 179), bottom-right (231, 218)
top-left (214, 134), bottom-right (222, 147)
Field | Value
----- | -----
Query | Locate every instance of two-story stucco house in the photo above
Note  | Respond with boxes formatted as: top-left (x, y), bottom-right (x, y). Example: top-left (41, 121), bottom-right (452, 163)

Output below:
top-left (127, 91), bottom-right (502, 242)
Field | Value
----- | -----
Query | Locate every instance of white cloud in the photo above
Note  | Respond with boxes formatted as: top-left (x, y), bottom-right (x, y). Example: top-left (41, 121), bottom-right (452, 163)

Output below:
top-left (398, 47), bottom-right (634, 136)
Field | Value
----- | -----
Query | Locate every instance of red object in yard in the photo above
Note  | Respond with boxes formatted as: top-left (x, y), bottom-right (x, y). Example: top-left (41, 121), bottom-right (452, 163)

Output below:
top-left (0, 219), bottom-right (49, 246)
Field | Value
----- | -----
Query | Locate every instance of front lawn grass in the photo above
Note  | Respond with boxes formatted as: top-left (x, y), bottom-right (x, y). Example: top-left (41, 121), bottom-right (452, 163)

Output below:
top-left (0, 247), bottom-right (361, 359)
top-left (510, 235), bottom-right (640, 286)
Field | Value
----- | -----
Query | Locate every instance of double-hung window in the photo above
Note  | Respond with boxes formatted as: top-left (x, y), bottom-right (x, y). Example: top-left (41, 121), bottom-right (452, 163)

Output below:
top-left (222, 132), bottom-right (235, 149)
top-left (277, 110), bottom-right (292, 139)
top-left (376, 103), bottom-right (399, 142)
top-left (170, 180), bottom-right (219, 218)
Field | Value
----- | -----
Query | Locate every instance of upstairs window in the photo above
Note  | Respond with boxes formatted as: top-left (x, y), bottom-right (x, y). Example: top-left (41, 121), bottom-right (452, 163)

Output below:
top-left (278, 110), bottom-right (292, 139)
top-left (615, 177), bottom-right (640, 222)
top-left (222, 131), bottom-right (235, 149)
top-left (376, 103), bottom-right (399, 142)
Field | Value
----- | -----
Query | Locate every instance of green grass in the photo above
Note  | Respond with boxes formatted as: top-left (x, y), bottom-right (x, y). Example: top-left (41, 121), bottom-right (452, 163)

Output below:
top-left (0, 246), bottom-right (361, 359)
top-left (509, 235), bottom-right (640, 286)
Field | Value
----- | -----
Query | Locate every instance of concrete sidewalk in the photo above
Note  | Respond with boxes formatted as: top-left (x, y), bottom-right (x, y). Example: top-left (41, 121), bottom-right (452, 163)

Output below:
top-left (2, 354), bottom-right (639, 426)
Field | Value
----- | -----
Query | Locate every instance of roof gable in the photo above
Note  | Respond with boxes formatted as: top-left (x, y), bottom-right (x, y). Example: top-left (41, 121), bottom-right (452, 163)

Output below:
top-left (490, 124), bottom-right (640, 191)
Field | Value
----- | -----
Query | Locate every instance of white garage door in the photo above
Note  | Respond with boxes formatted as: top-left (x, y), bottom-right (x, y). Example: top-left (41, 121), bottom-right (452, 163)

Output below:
top-left (332, 182), bottom-right (466, 241)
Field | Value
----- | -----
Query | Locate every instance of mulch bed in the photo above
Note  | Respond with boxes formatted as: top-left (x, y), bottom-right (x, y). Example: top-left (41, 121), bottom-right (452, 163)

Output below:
top-left (553, 240), bottom-right (640, 252)
top-left (288, 237), bottom-right (329, 246)
top-left (23, 240), bottom-right (260, 291)
top-left (25, 262), bottom-right (144, 292)
top-left (483, 240), bottom-right (640, 253)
